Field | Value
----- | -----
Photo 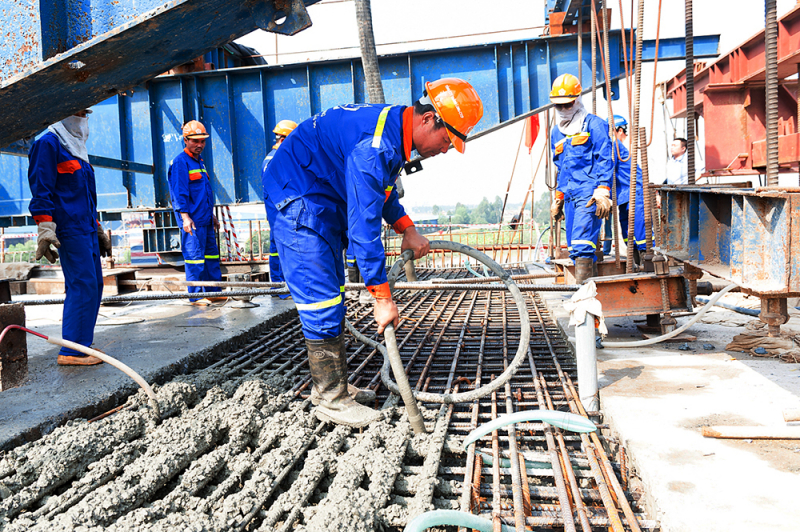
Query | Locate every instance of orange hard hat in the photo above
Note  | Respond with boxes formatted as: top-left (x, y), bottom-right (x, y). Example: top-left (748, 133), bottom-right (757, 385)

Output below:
top-left (550, 74), bottom-right (582, 104)
top-left (273, 119), bottom-right (298, 137)
top-left (182, 120), bottom-right (209, 139)
top-left (423, 78), bottom-right (483, 154)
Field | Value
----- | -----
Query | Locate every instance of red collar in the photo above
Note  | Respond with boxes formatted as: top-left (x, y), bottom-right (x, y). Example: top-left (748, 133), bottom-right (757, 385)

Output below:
top-left (184, 147), bottom-right (202, 162)
top-left (402, 107), bottom-right (413, 162)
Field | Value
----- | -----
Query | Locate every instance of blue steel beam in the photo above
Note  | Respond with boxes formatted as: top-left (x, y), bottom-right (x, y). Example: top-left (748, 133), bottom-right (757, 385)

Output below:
top-left (0, 0), bottom-right (319, 148)
top-left (660, 186), bottom-right (800, 297)
top-left (641, 35), bottom-right (720, 61)
top-left (0, 30), bottom-right (719, 225)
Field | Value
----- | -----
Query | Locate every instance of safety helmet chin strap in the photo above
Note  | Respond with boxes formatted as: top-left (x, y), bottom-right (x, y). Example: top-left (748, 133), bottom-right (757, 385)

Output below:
top-left (417, 93), bottom-right (467, 142)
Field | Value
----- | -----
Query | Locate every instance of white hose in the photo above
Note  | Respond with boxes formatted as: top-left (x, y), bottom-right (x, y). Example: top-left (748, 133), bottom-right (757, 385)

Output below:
top-left (601, 283), bottom-right (739, 348)
top-left (50, 337), bottom-right (161, 419)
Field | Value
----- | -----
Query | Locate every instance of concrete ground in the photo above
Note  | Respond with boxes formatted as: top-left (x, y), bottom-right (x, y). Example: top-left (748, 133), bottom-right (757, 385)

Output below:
top-left (544, 289), bottom-right (800, 532)
top-left (0, 292), bottom-right (295, 450)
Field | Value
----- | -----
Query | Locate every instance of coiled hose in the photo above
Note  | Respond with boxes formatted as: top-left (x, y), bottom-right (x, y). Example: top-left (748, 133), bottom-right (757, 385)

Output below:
top-left (345, 241), bottom-right (531, 431)
top-left (602, 283), bottom-right (738, 348)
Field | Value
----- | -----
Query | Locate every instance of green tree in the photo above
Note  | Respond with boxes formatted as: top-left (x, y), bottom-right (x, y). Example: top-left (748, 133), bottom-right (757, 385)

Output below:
top-left (431, 205), bottom-right (440, 216)
top-left (451, 203), bottom-right (471, 225)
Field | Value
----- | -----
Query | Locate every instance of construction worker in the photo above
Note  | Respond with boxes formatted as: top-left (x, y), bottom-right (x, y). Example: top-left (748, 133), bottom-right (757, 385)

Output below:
top-left (549, 73), bottom-right (613, 283)
top-left (262, 78), bottom-right (483, 427)
top-left (167, 120), bottom-right (223, 304)
top-left (28, 110), bottom-right (112, 366)
top-left (262, 119), bottom-right (297, 299)
top-left (610, 115), bottom-right (647, 260)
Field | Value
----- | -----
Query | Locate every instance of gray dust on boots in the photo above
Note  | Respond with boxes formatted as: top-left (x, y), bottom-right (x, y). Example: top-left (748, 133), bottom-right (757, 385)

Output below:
top-left (574, 257), bottom-right (594, 284)
top-left (306, 333), bottom-right (381, 428)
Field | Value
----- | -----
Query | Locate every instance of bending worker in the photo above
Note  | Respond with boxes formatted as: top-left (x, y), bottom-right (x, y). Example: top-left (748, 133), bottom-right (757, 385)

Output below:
top-left (262, 119), bottom-right (297, 299)
top-left (549, 73), bottom-right (613, 283)
top-left (28, 109), bottom-right (112, 365)
top-left (167, 120), bottom-right (224, 304)
top-left (262, 78), bottom-right (483, 427)
top-left (610, 115), bottom-right (646, 262)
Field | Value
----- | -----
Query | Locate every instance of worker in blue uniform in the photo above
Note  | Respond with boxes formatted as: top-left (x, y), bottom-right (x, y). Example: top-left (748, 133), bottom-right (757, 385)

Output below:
top-left (262, 78), bottom-right (484, 427)
top-left (549, 73), bottom-right (613, 283)
top-left (28, 110), bottom-right (112, 366)
top-left (262, 119), bottom-right (297, 299)
top-left (609, 115), bottom-right (647, 262)
top-left (167, 120), bottom-right (223, 304)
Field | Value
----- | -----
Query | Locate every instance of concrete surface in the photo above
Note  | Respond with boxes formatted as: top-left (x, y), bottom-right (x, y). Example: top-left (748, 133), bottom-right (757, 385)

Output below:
top-left (0, 292), bottom-right (296, 450)
top-left (544, 289), bottom-right (800, 532)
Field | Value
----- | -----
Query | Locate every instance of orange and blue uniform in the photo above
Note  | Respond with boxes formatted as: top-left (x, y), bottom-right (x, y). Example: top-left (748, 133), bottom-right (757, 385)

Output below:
top-left (168, 149), bottom-right (222, 300)
top-left (551, 114), bottom-right (613, 260)
top-left (262, 104), bottom-right (414, 340)
top-left (28, 132), bottom-right (103, 356)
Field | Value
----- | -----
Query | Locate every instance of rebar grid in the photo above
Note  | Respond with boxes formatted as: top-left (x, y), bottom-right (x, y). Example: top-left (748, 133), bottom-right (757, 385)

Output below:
top-left (0, 267), bottom-right (654, 532)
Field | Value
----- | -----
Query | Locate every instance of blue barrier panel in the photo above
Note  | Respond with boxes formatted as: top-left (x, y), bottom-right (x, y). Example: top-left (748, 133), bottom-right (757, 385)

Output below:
top-left (0, 30), bottom-right (719, 226)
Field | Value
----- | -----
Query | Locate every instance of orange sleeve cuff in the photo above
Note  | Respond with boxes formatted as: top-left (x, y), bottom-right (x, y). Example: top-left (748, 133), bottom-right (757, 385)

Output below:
top-left (367, 282), bottom-right (392, 299)
top-left (598, 185), bottom-right (610, 191)
top-left (33, 215), bottom-right (53, 224)
top-left (392, 215), bottom-right (414, 234)
top-left (555, 191), bottom-right (564, 200)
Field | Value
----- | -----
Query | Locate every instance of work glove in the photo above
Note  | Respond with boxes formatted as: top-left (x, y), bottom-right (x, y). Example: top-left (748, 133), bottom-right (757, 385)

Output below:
top-left (586, 187), bottom-right (612, 219)
top-left (97, 223), bottom-right (112, 257)
top-left (36, 222), bottom-right (60, 264)
top-left (550, 196), bottom-right (564, 221)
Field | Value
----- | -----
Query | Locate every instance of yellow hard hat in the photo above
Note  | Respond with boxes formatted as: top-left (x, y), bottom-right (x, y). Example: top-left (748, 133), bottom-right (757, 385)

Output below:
top-left (550, 74), bottom-right (582, 104)
top-left (273, 120), bottom-right (298, 137)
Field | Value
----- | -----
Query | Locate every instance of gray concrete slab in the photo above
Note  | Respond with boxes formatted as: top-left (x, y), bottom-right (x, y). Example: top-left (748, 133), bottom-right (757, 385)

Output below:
top-left (0, 293), bottom-right (296, 450)
top-left (543, 289), bottom-right (800, 532)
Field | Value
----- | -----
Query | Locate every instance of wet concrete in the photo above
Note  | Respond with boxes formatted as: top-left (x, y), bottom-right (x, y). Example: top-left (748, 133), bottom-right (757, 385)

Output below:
top-left (0, 294), bottom-right (296, 451)
top-left (543, 289), bottom-right (800, 532)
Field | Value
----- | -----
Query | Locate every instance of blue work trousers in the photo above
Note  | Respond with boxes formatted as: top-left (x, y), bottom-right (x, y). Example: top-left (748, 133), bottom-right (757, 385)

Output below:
top-left (265, 197), bottom-right (346, 340)
top-left (564, 196), bottom-right (602, 261)
top-left (59, 232), bottom-right (103, 356)
top-left (181, 224), bottom-right (222, 301)
top-left (619, 196), bottom-right (647, 251)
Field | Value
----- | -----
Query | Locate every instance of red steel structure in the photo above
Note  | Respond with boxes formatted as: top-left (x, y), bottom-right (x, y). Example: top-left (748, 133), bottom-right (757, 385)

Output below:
top-left (666, 4), bottom-right (800, 176)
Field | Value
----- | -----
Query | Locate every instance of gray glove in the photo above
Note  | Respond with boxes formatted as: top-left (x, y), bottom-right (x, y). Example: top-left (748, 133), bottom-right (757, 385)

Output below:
top-left (97, 223), bottom-right (112, 257)
top-left (36, 222), bottom-right (60, 263)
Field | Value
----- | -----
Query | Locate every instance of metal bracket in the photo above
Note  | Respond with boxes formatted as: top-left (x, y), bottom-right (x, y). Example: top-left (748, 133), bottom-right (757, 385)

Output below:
top-left (258, 0), bottom-right (313, 36)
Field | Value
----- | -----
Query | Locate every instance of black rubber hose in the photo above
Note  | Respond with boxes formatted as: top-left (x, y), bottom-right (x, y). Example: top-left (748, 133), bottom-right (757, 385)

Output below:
top-left (346, 241), bottom-right (531, 404)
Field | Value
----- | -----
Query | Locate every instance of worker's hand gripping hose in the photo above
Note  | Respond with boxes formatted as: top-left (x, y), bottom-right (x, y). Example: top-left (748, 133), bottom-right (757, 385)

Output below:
top-left (0, 325), bottom-right (161, 420)
top-left (345, 241), bottom-right (531, 432)
top-left (403, 509), bottom-right (515, 532)
top-left (601, 283), bottom-right (739, 348)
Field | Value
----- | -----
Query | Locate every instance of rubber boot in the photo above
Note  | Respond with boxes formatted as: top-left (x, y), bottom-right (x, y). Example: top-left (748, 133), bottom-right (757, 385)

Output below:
top-left (307, 334), bottom-right (381, 427)
top-left (574, 257), bottom-right (594, 284)
top-left (310, 383), bottom-right (376, 406)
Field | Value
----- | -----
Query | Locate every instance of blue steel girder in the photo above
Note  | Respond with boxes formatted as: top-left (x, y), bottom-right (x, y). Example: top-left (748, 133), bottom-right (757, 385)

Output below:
top-left (0, 30), bottom-right (720, 226)
top-left (660, 186), bottom-right (800, 297)
top-left (0, 0), bottom-right (319, 148)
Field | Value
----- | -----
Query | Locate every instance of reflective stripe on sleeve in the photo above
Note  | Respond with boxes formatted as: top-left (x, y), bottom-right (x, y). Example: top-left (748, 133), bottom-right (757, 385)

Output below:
top-left (371, 107), bottom-right (392, 148)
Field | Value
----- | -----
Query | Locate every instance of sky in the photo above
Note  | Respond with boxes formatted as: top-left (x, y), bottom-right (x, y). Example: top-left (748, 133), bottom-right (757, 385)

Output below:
top-left (236, 0), bottom-right (798, 217)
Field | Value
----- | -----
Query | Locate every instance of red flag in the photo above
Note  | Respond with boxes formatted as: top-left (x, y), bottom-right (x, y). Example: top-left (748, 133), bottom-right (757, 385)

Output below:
top-left (525, 115), bottom-right (540, 154)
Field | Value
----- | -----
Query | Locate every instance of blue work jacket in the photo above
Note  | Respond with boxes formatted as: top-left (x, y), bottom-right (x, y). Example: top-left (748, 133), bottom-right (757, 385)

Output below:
top-left (262, 104), bottom-right (411, 289)
top-left (28, 132), bottom-right (98, 237)
top-left (610, 140), bottom-right (643, 206)
top-left (551, 114), bottom-right (613, 200)
top-left (168, 149), bottom-right (215, 227)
